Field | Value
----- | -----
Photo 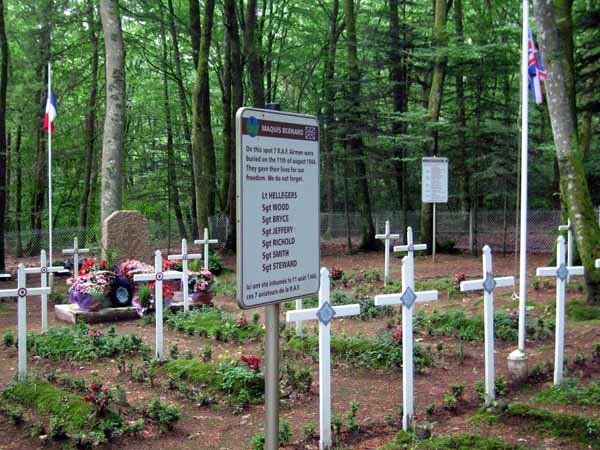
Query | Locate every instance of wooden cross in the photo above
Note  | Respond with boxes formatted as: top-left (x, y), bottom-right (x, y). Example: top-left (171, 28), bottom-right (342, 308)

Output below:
top-left (0, 264), bottom-right (51, 380)
top-left (194, 228), bottom-right (219, 271)
top-left (536, 236), bottom-right (584, 385)
top-left (286, 268), bottom-right (360, 450)
top-left (24, 250), bottom-right (66, 333)
top-left (168, 239), bottom-right (202, 313)
top-left (460, 245), bottom-right (514, 406)
top-left (133, 250), bottom-right (184, 361)
top-left (375, 220), bottom-right (400, 285)
top-left (558, 218), bottom-right (573, 280)
top-left (374, 255), bottom-right (438, 431)
top-left (62, 237), bottom-right (90, 281)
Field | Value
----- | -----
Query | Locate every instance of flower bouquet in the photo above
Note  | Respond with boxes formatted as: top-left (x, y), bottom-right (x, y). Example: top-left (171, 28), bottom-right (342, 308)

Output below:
top-left (117, 259), bottom-right (154, 284)
top-left (68, 271), bottom-right (116, 312)
top-left (79, 258), bottom-right (108, 276)
top-left (187, 269), bottom-right (216, 305)
top-left (132, 283), bottom-right (176, 317)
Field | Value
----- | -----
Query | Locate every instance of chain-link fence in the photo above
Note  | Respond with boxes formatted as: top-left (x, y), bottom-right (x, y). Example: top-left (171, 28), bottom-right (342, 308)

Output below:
top-left (5, 207), bottom-right (600, 259)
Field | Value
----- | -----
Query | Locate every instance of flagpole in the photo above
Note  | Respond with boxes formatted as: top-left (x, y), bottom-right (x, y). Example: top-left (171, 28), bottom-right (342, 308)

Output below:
top-left (518, 0), bottom-right (529, 354)
top-left (47, 61), bottom-right (53, 267)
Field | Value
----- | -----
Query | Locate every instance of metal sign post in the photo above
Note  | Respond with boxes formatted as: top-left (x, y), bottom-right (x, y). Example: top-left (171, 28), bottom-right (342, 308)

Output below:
top-left (422, 157), bottom-right (448, 263)
top-left (236, 106), bottom-right (320, 450)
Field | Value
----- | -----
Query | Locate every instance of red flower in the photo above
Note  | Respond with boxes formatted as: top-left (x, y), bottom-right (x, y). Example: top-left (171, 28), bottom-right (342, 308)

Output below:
top-left (241, 355), bottom-right (261, 371)
top-left (392, 328), bottom-right (402, 341)
top-left (99, 259), bottom-right (107, 269)
top-left (84, 393), bottom-right (94, 402)
top-left (235, 315), bottom-right (248, 327)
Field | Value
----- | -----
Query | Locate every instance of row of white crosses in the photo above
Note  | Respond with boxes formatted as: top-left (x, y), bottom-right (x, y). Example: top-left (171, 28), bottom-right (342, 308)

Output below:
top-left (168, 239), bottom-right (202, 313)
top-left (374, 227), bottom-right (436, 431)
top-left (375, 222), bottom-right (426, 286)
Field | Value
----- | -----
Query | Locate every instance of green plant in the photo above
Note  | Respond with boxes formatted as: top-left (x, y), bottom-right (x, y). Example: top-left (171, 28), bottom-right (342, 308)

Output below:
top-left (455, 342), bottom-right (465, 364)
top-left (251, 432), bottom-right (265, 450)
top-left (346, 400), bottom-right (360, 431)
top-left (49, 415), bottom-right (68, 440)
top-left (283, 360), bottom-right (313, 393)
top-left (450, 383), bottom-right (464, 399)
top-left (252, 312), bottom-right (260, 324)
top-left (169, 344), bottom-right (179, 360)
top-left (144, 398), bottom-right (181, 432)
top-left (303, 420), bottom-right (316, 439)
top-left (425, 403), bottom-right (435, 417)
top-left (7, 405), bottom-right (23, 424)
top-left (332, 413), bottom-right (343, 438)
top-left (380, 431), bottom-right (528, 449)
top-left (573, 352), bottom-right (586, 367)
top-left (385, 412), bottom-right (395, 426)
top-left (207, 252), bottom-right (224, 275)
top-left (2, 330), bottom-right (15, 348)
top-left (532, 280), bottom-right (540, 290)
top-left (443, 393), bottom-right (457, 411)
top-left (250, 419), bottom-right (292, 450)
top-left (535, 379), bottom-right (600, 406)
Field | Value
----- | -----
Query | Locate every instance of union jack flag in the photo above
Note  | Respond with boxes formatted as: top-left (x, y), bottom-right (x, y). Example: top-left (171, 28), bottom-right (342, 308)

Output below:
top-left (528, 28), bottom-right (547, 104)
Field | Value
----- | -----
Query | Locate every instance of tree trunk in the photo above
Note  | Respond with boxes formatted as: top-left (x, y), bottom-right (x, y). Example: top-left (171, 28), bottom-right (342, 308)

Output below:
top-left (191, 0), bottom-right (216, 232)
top-left (553, 0), bottom-right (576, 126)
top-left (169, 0), bottom-right (198, 238)
top-left (0, 0), bottom-right (7, 270)
top-left (534, 0), bottom-right (600, 304)
top-left (220, 20), bottom-right (233, 212)
top-left (244, 0), bottom-right (265, 107)
top-left (99, 0), bottom-right (126, 228)
top-left (420, 0), bottom-right (450, 252)
top-left (161, 4), bottom-right (187, 240)
top-left (79, 0), bottom-right (99, 245)
top-left (323, 0), bottom-right (340, 236)
top-left (343, 0), bottom-right (379, 251)
top-left (189, 0), bottom-right (201, 69)
top-left (454, 0), bottom-right (468, 213)
top-left (224, 0), bottom-right (243, 251)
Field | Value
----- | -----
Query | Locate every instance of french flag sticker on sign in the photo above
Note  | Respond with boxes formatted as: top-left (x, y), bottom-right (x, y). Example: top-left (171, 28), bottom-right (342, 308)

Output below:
top-left (43, 90), bottom-right (58, 135)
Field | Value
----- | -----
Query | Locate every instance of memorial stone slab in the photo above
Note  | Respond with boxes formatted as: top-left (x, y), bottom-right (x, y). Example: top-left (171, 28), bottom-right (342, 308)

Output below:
top-left (102, 210), bottom-right (152, 263)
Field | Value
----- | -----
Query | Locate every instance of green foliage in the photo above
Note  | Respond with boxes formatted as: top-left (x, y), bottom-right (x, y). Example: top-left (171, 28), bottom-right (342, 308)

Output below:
top-left (282, 360), bottom-right (313, 393)
top-left (164, 307), bottom-right (263, 341)
top-left (285, 332), bottom-right (433, 371)
top-left (2, 330), bottom-right (15, 348)
top-left (346, 401), bottom-right (361, 431)
top-left (380, 431), bottom-right (528, 449)
top-left (207, 252), bottom-right (224, 275)
top-left (162, 358), bottom-right (264, 406)
top-left (474, 376), bottom-right (508, 401)
top-left (28, 323), bottom-right (149, 361)
top-left (505, 403), bottom-right (600, 446)
top-left (565, 300), bottom-right (600, 321)
top-left (144, 398), bottom-right (181, 432)
top-left (250, 419), bottom-right (292, 450)
top-left (535, 379), bottom-right (600, 406)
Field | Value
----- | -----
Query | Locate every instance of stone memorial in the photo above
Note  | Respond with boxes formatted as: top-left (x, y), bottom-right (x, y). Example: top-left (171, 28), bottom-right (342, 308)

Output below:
top-left (102, 210), bottom-right (152, 263)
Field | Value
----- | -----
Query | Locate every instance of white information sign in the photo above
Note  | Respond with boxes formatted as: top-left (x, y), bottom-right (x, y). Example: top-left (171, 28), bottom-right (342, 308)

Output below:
top-left (236, 107), bottom-right (320, 309)
top-left (422, 157), bottom-right (448, 203)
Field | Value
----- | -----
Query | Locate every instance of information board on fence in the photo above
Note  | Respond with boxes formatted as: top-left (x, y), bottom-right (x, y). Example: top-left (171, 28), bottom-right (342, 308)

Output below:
top-left (236, 107), bottom-right (320, 309)
top-left (422, 157), bottom-right (449, 203)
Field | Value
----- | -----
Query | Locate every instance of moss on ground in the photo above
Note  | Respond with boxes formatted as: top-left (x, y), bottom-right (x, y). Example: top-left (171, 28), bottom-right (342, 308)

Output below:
top-left (535, 379), bottom-right (600, 406)
top-left (379, 431), bottom-right (529, 449)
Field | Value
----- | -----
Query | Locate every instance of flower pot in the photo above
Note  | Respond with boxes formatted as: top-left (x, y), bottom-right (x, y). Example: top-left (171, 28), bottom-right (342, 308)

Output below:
top-left (190, 292), bottom-right (214, 305)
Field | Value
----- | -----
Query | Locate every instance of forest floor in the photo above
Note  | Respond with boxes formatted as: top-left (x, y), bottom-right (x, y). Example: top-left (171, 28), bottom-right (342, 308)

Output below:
top-left (0, 245), bottom-right (598, 450)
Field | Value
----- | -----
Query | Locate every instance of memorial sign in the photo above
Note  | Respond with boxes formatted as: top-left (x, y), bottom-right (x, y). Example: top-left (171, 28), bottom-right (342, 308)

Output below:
top-left (236, 108), bottom-right (320, 309)
top-left (422, 157), bottom-right (448, 203)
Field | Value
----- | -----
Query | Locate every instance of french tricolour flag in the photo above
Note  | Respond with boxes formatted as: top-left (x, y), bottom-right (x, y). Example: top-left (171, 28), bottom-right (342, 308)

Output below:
top-left (43, 90), bottom-right (58, 135)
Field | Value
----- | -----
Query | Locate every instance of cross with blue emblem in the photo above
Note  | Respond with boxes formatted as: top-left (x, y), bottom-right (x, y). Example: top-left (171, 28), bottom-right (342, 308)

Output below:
top-left (0, 264), bottom-right (51, 380)
top-left (374, 255), bottom-right (438, 431)
top-left (168, 239), bottom-right (202, 313)
top-left (375, 220), bottom-right (400, 285)
top-left (536, 236), bottom-right (584, 385)
top-left (286, 268), bottom-right (360, 450)
top-left (460, 245), bottom-right (514, 405)
top-left (134, 250), bottom-right (184, 361)
top-left (24, 250), bottom-right (67, 333)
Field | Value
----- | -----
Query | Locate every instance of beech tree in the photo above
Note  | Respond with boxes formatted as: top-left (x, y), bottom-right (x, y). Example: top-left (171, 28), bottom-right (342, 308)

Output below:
top-left (99, 0), bottom-right (126, 227)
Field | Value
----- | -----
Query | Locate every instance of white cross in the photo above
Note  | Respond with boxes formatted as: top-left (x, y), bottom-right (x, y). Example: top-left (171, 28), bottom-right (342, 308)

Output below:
top-left (394, 226), bottom-right (427, 268)
top-left (558, 218), bottom-right (573, 281)
top-left (286, 268), bottom-right (360, 450)
top-left (536, 235), bottom-right (584, 385)
top-left (460, 245), bottom-right (514, 406)
top-left (0, 264), bottom-right (51, 380)
top-left (595, 258), bottom-right (599, 269)
top-left (375, 220), bottom-right (400, 285)
top-left (24, 250), bottom-right (66, 333)
top-left (194, 228), bottom-right (219, 271)
top-left (133, 250), bottom-right (184, 361)
top-left (168, 239), bottom-right (202, 313)
top-left (62, 237), bottom-right (90, 281)
top-left (374, 255), bottom-right (438, 431)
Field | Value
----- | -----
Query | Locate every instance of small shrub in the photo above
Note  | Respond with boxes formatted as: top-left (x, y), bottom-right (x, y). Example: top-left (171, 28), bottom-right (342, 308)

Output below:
top-left (169, 344), bottom-right (179, 360)
top-left (385, 413), bottom-right (395, 426)
top-left (303, 420), bottom-right (316, 439)
top-left (450, 383), bottom-right (464, 400)
top-left (443, 393), bottom-right (457, 411)
top-left (7, 405), bottom-right (23, 425)
top-left (346, 400), bottom-right (360, 431)
top-left (144, 398), bottom-right (181, 432)
top-left (282, 361), bottom-right (312, 393)
top-left (532, 280), bottom-right (540, 290)
top-left (250, 419), bottom-right (292, 450)
top-left (425, 403), bottom-right (435, 417)
top-left (49, 415), bottom-right (68, 440)
top-left (3, 330), bottom-right (15, 348)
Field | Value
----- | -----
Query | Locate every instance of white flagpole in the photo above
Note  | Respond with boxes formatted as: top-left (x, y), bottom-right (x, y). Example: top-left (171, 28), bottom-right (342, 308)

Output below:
top-left (517, 1), bottom-right (529, 353)
top-left (47, 62), bottom-right (53, 266)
